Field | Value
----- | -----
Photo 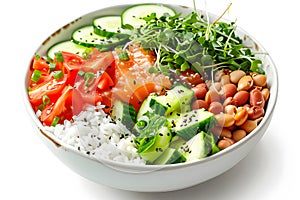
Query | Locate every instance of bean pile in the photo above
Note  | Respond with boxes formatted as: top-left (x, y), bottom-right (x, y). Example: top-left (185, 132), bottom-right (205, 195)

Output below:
top-left (191, 69), bottom-right (269, 150)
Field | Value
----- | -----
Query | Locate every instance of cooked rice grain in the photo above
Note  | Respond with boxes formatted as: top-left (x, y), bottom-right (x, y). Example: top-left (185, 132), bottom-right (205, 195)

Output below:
top-left (43, 103), bottom-right (146, 165)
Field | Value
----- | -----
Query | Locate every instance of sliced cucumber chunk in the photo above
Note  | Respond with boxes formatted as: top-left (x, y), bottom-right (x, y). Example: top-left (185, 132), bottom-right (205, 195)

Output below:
top-left (136, 94), bottom-right (156, 119)
top-left (178, 131), bottom-right (207, 162)
top-left (121, 4), bottom-right (176, 28)
top-left (72, 25), bottom-right (128, 50)
top-left (172, 109), bottom-right (216, 140)
top-left (111, 100), bottom-right (136, 130)
top-left (169, 135), bottom-right (186, 149)
top-left (154, 148), bottom-right (186, 165)
top-left (47, 40), bottom-right (88, 59)
top-left (138, 126), bottom-right (172, 163)
top-left (93, 16), bottom-right (126, 37)
top-left (150, 85), bottom-right (194, 116)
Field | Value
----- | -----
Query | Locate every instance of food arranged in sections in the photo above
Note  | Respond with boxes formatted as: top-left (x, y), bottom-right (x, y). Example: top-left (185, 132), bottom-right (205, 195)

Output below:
top-left (27, 4), bottom-right (270, 165)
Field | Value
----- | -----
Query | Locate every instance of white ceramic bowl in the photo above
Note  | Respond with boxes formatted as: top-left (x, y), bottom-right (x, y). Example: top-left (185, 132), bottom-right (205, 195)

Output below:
top-left (24, 4), bottom-right (278, 192)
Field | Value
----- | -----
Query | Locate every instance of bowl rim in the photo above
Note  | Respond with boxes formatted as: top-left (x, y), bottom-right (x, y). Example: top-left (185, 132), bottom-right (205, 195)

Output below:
top-left (23, 3), bottom-right (279, 172)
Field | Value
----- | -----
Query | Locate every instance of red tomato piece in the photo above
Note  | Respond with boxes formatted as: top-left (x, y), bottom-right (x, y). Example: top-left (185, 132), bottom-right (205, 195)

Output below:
top-left (40, 85), bottom-right (79, 126)
top-left (29, 74), bottom-right (67, 107)
top-left (97, 71), bottom-right (114, 91)
top-left (82, 49), bottom-right (114, 72)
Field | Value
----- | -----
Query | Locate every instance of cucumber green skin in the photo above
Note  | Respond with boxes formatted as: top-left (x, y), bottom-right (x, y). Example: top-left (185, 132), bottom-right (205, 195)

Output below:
top-left (93, 26), bottom-right (130, 39)
top-left (204, 132), bottom-right (221, 155)
top-left (136, 95), bottom-right (154, 120)
top-left (154, 148), bottom-right (186, 165)
top-left (93, 15), bottom-right (120, 38)
top-left (72, 26), bottom-right (129, 51)
top-left (111, 100), bottom-right (136, 130)
top-left (93, 27), bottom-right (116, 38)
top-left (169, 135), bottom-right (186, 149)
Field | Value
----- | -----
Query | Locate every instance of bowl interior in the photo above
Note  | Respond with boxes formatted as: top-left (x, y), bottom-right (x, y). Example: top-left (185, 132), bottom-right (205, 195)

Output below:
top-left (24, 3), bottom-right (278, 171)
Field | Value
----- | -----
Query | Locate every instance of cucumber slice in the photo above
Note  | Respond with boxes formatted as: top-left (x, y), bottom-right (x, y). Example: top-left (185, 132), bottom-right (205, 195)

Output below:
top-left (111, 100), bottom-right (136, 130)
top-left (178, 131), bottom-right (207, 162)
top-left (154, 148), bottom-right (186, 165)
top-left (72, 25), bottom-right (128, 50)
top-left (150, 85), bottom-right (194, 116)
top-left (138, 126), bottom-right (172, 163)
top-left (47, 40), bottom-right (88, 59)
top-left (121, 4), bottom-right (176, 28)
top-left (172, 109), bottom-right (216, 140)
top-left (93, 16), bottom-right (125, 37)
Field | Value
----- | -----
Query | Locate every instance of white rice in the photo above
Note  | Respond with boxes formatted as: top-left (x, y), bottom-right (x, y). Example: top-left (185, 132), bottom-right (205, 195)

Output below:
top-left (43, 103), bottom-right (146, 165)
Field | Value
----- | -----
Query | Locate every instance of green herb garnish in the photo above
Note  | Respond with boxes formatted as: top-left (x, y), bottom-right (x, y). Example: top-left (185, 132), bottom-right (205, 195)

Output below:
top-left (118, 50), bottom-right (130, 61)
top-left (53, 70), bottom-right (63, 80)
top-left (126, 3), bottom-right (264, 75)
top-left (51, 116), bottom-right (60, 127)
top-left (54, 52), bottom-right (64, 62)
top-left (31, 70), bottom-right (42, 83)
top-left (84, 72), bottom-right (95, 86)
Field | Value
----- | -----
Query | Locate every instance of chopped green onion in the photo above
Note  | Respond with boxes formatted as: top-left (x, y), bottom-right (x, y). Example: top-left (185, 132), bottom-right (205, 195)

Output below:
top-left (38, 103), bottom-right (45, 111)
top-left (118, 51), bottom-right (130, 61)
top-left (49, 63), bottom-right (56, 71)
top-left (27, 87), bottom-right (32, 92)
top-left (31, 70), bottom-right (42, 83)
top-left (35, 54), bottom-right (41, 60)
top-left (84, 72), bottom-right (95, 86)
top-left (78, 70), bottom-right (85, 77)
top-left (137, 120), bottom-right (147, 129)
top-left (51, 116), bottom-right (60, 127)
top-left (53, 70), bottom-right (63, 80)
top-left (46, 56), bottom-right (53, 63)
top-left (54, 52), bottom-right (64, 62)
top-left (42, 95), bottom-right (50, 105)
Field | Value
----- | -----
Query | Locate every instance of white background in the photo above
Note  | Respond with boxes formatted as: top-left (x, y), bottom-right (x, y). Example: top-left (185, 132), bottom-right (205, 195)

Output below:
top-left (0, 0), bottom-right (297, 199)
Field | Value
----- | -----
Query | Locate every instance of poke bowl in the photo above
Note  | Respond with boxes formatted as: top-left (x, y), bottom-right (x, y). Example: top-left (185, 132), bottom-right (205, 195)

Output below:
top-left (24, 3), bottom-right (278, 192)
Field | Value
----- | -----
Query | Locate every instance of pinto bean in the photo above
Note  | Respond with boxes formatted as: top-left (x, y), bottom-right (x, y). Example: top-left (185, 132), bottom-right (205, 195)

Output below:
top-left (261, 88), bottom-right (270, 101)
top-left (210, 82), bottom-right (222, 92)
top-left (237, 75), bottom-right (253, 91)
top-left (232, 129), bottom-right (247, 142)
top-left (208, 102), bottom-right (223, 114)
top-left (221, 83), bottom-right (237, 99)
top-left (234, 107), bottom-right (248, 126)
top-left (250, 88), bottom-right (265, 108)
top-left (218, 138), bottom-right (235, 150)
top-left (224, 105), bottom-right (237, 116)
top-left (252, 74), bottom-right (267, 87)
top-left (223, 97), bottom-right (237, 107)
top-left (192, 83), bottom-right (208, 99)
top-left (233, 91), bottom-right (250, 106)
top-left (220, 128), bottom-right (232, 138)
top-left (248, 106), bottom-right (265, 120)
top-left (192, 99), bottom-right (209, 110)
top-left (221, 74), bottom-right (231, 85)
top-left (230, 70), bottom-right (246, 84)
top-left (205, 90), bottom-right (221, 104)
top-left (240, 117), bottom-right (263, 133)
top-left (215, 113), bottom-right (235, 127)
